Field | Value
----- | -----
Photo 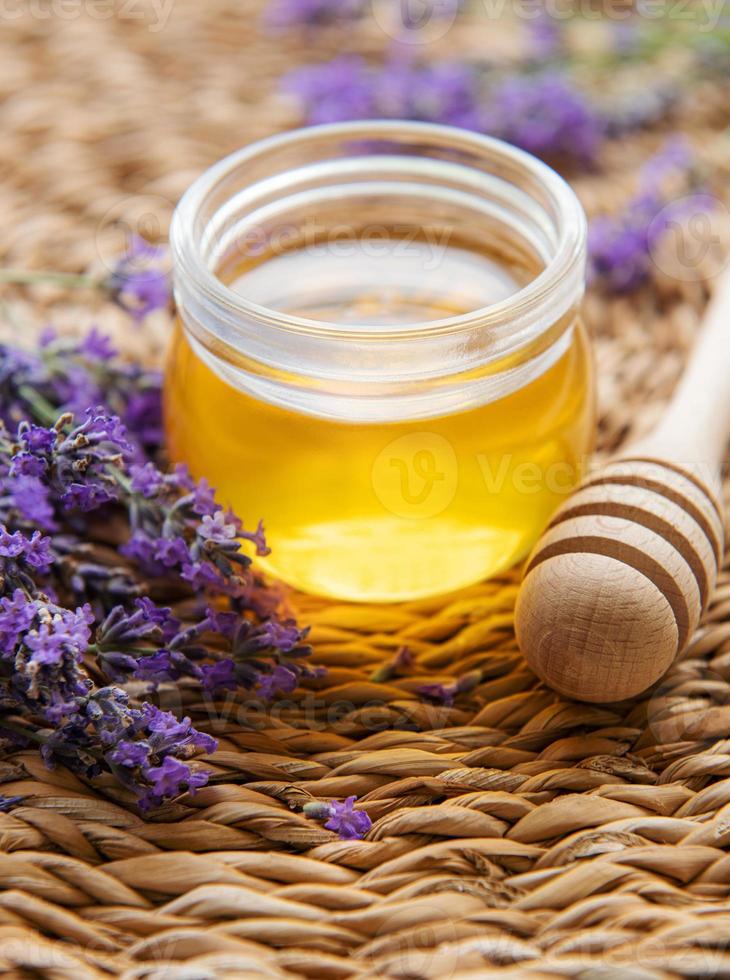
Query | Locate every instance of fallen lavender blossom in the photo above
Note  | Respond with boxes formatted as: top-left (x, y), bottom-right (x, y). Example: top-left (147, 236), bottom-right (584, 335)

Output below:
top-left (417, 670), bottom-right (482, 707)
top-left (304, 795), bottom-right (372, 840)
top-left (0, 321), bottom-right (313, 811)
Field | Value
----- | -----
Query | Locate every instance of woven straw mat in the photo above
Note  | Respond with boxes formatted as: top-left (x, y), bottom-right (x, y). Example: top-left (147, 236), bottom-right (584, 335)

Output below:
top-left (2, 5), bottom-right (730, 979)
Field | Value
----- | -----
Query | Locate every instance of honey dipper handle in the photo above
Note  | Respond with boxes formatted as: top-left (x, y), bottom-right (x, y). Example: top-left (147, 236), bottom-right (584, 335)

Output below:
top-left (633, 272), bottom-right (730, 472)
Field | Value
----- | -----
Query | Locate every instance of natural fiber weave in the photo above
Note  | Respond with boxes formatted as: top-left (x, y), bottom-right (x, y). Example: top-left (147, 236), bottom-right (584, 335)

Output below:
top-left (2, 4), bottom-right (730, 978)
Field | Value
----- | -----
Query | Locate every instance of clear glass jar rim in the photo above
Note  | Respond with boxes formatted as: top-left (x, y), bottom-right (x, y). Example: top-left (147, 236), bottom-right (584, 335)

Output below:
top-left (171, 120), bottom-right (586, 341)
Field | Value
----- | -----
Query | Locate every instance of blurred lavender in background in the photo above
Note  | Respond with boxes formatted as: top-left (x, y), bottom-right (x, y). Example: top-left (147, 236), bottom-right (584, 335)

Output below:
top-left (588, 138), bottom-right (697, 291)
top-left (272, 0), bottom-right (725, 294)
top-left (265, 0), bottom-right (366, 30)
top-left (266, 0), bottom-right (463, 31)
top-left (481, 73), bottom-right (603, 166)
top-left (283, 57), bottom-right (603, 166)
top-left (526, 8), bottom-right (564, 61)
top-left (284, 55), bottom-right (486, 129)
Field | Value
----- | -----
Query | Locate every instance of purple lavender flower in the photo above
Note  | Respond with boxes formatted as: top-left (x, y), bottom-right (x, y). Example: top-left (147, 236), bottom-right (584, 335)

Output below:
top-left (0, 329), bottom-right (314, 812)
top-left (0, 526), bottom-right (54, 578)
top-left (20, 530), bottom-right (54, 571)
top-left (285, 57), bottom-right (601, 167)
top-left (153, 536), bottom-right (191, 568)
top-left (204, 607), bottom-right (239, 639)
top-left (639, 135), bottom-right (691, 184)
top-left (264, 0), bottom-right (366, 30)
top-left (24, 604), bottom-right (94, 665)
top-left (283, 56), bottom-right (486, 131)
top-left (283, 56), bottom-right (375, 125)
top-left (257, 663), bottom-right (299, 700)
top-left (191, 478), bottom-right (217, 516)
top-left (6, 475), bottom-right (56, 531)
top-left (370, 645), bottom-right (414, 683)
top-left (482, 72), bottom-right (604, 166)
top-left (70, 408), bottom-right (132, 452)
top-left (199, 658), bottom-right (238, 694)
top-left (0, 555), bottom-right (219, 811)
top-left (130, 462), bottom-right (164, 498)
top-left (107, 236), bottom-right (170, 323)
top-left (418, 670), bottom-right (482, 706)
top-left (123, 386), bottom-right (164, 454)
top-left (180, 560), bottom-right (230, 593)
top-left (18, 423), bottom-right (57, 454)
top-left (62, 483), bottom-right (116, 511)
top-left (527, 11), bottom-right (563, 60)
top-left (0, 589), bottom-right (36, 650)
top-left (0, 529), bottom-right (27, 559)
top-left (39, 326), bottom-right (57, 348)
top-left (134, 597), bottom-right (180, 641)
top-left (0, 794), bottom-right (23, 812)
top-left (374, 59), bottom-right (486, 131)
top-left (324, 796), bottom-right (372, 840)
top-left (108, 740), bottom-right (150, 768)
top-left (10, 408), bottom-right (132, 517)
top-left (121, 529), bottom-right (162, 570)
top-left (418, 681), bottom-right (458, 706)
top-left (10, 452), bottom-right (47, 478)
top-left (588, 137), bottom-right (695, 292)
top-left (140, 756), bottom-right (208, 809)
top-left (256, 619), bottom-right (305, 653)
top-left (139, 703), bottom-right (217, 755)
top-left (240, 519), bottom-right (270, 557)
top-left (132, 649), bottom-right (196, 685)
top-left (198, 510), bottom-right (239, 545)
top-left (78, 327), bottom-right (118, 361)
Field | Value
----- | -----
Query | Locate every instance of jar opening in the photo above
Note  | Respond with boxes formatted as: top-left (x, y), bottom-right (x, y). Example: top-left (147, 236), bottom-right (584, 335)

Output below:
top-left (172, 121), bottom-right (585, 338)
top-left (170, 121), bottom-right (587, 421)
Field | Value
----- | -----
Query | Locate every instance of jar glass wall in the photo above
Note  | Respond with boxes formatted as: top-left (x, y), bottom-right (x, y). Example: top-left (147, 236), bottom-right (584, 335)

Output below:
top-left (166, 122), bottom-right (595, 601)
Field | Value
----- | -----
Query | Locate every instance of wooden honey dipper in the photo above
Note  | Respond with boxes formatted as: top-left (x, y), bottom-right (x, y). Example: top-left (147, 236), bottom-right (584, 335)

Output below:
top-left (515, 273), bottom-right (730, 703)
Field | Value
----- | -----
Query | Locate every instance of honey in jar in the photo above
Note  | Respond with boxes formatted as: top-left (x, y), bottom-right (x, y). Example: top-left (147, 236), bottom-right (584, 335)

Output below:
top-left (166, 122), bottom-right (595, 601)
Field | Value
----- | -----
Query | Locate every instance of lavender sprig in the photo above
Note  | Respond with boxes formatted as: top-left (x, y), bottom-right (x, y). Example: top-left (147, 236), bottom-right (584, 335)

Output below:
top-left (0, 403), bottom-right (312, 691)
top-left (0, 327), bottom-right (163, 456)
top-left (0, 580), bottom-right (214, 810)
top-left (107, 236), bottom-right (170, 323)
top-left (0, 236), bottom-right (169, 326)
top-left (0, 327), bottom-right (314, 810)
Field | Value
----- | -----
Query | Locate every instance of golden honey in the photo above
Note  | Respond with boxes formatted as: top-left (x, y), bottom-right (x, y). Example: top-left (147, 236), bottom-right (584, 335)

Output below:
top-left (167, 122), bottom-right (594, 601)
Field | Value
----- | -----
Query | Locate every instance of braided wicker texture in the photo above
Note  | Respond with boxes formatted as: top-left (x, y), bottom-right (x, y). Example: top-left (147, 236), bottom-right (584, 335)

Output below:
top-left (2, 4), bottom-right (730, 978)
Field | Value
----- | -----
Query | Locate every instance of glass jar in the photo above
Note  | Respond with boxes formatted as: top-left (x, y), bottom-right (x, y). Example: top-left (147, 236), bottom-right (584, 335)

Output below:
top-left (166, 121), bottom-right (595, 602)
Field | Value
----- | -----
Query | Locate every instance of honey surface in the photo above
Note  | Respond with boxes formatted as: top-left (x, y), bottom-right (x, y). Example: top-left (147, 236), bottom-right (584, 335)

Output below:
top-left (165, 238), bottom-right (595, 601)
